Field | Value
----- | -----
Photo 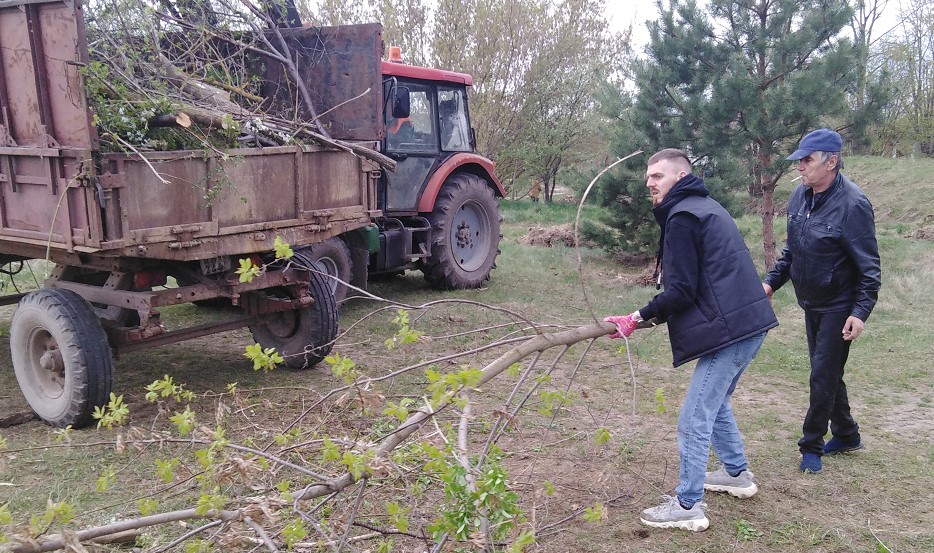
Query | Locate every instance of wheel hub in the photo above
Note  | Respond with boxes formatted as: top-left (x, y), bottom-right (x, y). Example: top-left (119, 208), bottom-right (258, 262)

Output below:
top-left (455, 221), bottom-right (473, 249)
top-left (39, 348), bottom-right (65, 375)
top-left (28, 331), bottom-right (66, 396)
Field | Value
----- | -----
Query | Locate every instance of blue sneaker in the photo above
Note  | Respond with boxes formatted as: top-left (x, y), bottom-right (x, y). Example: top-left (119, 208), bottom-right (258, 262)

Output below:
top-left (800, 452), bottom-right (822, 474)
top-left (823, 436), bottom-right (863, 455)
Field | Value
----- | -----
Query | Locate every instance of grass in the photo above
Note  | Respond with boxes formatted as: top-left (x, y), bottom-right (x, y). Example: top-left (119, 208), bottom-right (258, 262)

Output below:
top-left (0, 156), bottom-right (933, 552)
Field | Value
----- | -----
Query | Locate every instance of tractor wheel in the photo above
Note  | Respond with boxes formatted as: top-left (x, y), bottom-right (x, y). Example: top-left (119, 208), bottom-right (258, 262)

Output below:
top-left (420, 173), bottom-right (502, 289)
top-left (10, 288), bottom-right (114, 428)
top-left (294, 238), bottom-right (353, 304)
top-left (248, 271), bottom-right (338, 369)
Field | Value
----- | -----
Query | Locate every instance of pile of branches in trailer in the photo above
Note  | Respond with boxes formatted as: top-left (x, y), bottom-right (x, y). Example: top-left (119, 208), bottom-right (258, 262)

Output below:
top-left (84, 0), bottom-right (387, 165)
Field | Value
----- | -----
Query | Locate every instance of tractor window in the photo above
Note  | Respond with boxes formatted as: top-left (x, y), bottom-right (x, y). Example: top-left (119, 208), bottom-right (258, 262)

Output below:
top-left (386, 84), bottom-right (436, 153)
top-left (438, 87), bottom-right (471, 152)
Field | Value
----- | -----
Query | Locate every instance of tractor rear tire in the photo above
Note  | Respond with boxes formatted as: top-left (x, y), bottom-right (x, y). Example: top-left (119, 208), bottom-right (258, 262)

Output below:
top-left (420, 173), bottom-right (502, 289)
top-left (294, 238), bottom-right (352, 304)
top-left (10, 288), bottom-right (114, 428)
top-left (248, 271), bottom-right (338, 369)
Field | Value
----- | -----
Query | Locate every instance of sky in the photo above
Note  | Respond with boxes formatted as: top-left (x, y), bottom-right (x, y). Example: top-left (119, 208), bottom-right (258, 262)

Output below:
top-left (605, 0), bottom-right (657, 52)
top-left (605, 0), bottom-right (908, 53)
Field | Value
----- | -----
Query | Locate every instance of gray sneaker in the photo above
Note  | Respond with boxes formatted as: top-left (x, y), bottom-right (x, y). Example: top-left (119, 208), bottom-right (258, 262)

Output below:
top-left (639, 495), bottom-right (709, 532)
top-left (704, 466), bottom-right (758, 498)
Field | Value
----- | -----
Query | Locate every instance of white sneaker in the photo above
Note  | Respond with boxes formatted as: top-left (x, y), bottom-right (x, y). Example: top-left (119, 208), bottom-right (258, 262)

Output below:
top-left (704, 466), bottom-right (758, 498)
top-left (639, 495), bottom-right (709, 532)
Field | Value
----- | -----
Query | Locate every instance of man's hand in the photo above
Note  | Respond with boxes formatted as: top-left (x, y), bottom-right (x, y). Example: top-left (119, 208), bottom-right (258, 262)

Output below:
top-left (762, 283), bottom-right (773, 300)
top-left (604, 314), bottom-right (638, 339)
top-left (842, 316), bottom-right (865, 341)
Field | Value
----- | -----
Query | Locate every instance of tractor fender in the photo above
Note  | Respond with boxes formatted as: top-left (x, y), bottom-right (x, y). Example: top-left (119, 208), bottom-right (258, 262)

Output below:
top-left (416, 153), bottom-right (505, 213)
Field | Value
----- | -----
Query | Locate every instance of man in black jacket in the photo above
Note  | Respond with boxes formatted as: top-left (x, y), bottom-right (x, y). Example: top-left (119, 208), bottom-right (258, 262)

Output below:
top-left (764, 129), bottom-right (881, 474)
top-left (605, 149), bottom-right (777, 531)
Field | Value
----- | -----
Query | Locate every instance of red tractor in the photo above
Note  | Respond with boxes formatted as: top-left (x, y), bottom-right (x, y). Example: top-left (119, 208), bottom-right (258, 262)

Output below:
top-left (275, 24), bottom-right (506, 301)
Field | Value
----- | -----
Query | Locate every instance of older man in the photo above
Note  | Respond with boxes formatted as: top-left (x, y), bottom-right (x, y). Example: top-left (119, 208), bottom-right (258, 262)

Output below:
top-left (764, 129), bottom-right (882, 474)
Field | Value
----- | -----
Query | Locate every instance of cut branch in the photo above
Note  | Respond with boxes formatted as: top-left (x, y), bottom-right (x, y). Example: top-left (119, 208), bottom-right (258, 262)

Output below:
top-left (148, 112), bottom-right (192, 128)
top-left (10, 509), bottom-right (242, 553)
top-left (296, 321), bottom-right (616, 501)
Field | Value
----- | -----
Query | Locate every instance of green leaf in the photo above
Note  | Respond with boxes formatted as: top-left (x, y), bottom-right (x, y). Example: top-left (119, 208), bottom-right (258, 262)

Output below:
top-left (155, 458), bottom-right (179, 483)
top-left (321, 438), bottom-right (341, 463)
top-left (169, 406), bottom-right (196, 436)
top-left (594, 427), bottom-right (611, 445)
top-left (138, 498), bottom-right (159, 516)
top-left (273, 235), bottom-right (294, 260)
top-left (582, 502), bottom-right (605, 523)
top-left (506, 362), bottom-right (522, 377)
top-left (543, 480), bottom-right (555, 497)
top-left (505, 530), bottom-right (535, 553)
top-left (96, 467), bottom-right (116, 493)
top-left (194, 491), bottom-right (227, 517)
top-left (236, 258), bottom-right (261, 283)
top-left (282, 518), bottom-right (308, 551)
top-left (0, 503), bottom-right (12, 525)
top-left (244, 343), bottom-right (281, 372)
top-left (386, 501), bottom-right (410, 533)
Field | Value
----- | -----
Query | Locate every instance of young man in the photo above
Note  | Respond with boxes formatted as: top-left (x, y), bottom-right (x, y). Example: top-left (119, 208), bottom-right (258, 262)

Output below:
top-left (605, 149), bottom-right (777, 531)
top-left (764, 129), bottom-right (881, 474)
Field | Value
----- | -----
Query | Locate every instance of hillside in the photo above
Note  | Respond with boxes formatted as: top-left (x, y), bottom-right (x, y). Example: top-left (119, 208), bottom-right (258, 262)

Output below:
top-left (845, 156), bottom-right (934, 229)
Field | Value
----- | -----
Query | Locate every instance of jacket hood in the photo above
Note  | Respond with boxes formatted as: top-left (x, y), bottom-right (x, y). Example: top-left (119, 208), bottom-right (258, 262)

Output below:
top-left (652, 174), bottom-right (709, 228)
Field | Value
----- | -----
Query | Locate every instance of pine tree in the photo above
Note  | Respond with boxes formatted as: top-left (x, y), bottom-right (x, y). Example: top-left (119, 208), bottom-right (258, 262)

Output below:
top-left (626, 0), bottom-right (880, 269)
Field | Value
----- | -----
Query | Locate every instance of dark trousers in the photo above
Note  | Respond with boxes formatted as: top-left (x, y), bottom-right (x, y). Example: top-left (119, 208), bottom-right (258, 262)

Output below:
top-left (798, 309), bottom-right (861, 455)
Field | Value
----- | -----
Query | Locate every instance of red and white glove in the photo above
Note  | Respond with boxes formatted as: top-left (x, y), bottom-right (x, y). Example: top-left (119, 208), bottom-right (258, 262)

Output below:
top-left (604, 314), bottom-right (638, 339)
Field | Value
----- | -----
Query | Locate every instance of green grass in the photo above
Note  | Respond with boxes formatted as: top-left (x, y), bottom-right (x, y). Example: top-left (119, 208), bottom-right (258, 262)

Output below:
top-left (500, 198), bottom-right (604, 226)
top-left (1, 157), bottom-right (933, 552)
top-left (846, 155), bottom-right (934, 227)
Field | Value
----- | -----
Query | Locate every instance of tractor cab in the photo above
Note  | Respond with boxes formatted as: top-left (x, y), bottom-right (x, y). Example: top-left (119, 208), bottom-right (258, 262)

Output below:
top-left (380, 49), bottom-right (478, 214)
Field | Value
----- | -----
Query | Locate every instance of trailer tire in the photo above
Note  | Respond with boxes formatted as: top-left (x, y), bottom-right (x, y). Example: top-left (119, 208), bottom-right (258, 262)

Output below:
top-left (10, 288), bottom-right (114, 428)
top-left (294, 238), bottom-right (352, 304)
top-left (248, 271), bottom-right (338, 369)
top-left (420, 173), bottom-right (502, 289)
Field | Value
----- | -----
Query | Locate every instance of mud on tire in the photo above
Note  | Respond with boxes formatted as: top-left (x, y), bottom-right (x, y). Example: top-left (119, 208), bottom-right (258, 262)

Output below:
top-left (419, 173), bottom-right (502, 289)
top-left (10, 288), bottom-right (114, 428)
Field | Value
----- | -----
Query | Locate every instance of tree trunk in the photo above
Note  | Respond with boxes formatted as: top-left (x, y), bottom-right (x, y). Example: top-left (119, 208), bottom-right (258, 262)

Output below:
top-left (761, 184), bottom-right (777, 272)
top-left (756, 148), bottom-right (778, 272)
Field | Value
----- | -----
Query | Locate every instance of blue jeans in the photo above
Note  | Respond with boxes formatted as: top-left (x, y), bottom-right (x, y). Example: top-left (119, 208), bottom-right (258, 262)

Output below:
top-left (675, 332), bottom-right (767, 507)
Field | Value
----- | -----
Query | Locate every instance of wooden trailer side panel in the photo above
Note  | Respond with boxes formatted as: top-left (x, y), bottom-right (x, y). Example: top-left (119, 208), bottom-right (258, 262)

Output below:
top-left (0, 0), bottom-right (100, 258)
top-left (99, 146), bottom-right (377, 261)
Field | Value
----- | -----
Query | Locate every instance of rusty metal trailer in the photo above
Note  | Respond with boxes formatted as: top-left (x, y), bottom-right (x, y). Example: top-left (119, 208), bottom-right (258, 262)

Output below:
top-left (0, 0), bottom-right (379, 427)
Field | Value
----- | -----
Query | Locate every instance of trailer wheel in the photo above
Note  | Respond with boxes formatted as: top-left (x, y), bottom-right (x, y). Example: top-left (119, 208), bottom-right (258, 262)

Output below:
top-left (294, 238), bottom-right (352, 304)
top-left (10, 288), bottom-right (114, 428)
top-left (420, 173), bottom-right (502, 289)
top-left (248, 271), bottom-right (338, 369)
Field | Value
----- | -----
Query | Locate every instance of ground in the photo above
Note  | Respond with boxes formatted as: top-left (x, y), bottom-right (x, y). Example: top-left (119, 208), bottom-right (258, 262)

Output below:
top-left (1, 199), bottom-right (933, 552)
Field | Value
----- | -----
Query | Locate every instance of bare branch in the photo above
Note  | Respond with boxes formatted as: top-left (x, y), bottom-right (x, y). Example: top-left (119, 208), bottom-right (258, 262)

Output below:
top-left (11, 509), bottom-right (241, 553)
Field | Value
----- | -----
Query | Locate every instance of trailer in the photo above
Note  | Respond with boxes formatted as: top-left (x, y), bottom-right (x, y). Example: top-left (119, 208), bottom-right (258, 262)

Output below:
top-left (0, 0), bottom-right (379, 427)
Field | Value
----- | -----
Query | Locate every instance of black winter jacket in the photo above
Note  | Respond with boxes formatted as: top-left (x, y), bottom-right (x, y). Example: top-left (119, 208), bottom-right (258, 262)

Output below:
top-left (639, 175), bottom-right (778, 367)
top-left (765, 172), bottom-right (881, 321)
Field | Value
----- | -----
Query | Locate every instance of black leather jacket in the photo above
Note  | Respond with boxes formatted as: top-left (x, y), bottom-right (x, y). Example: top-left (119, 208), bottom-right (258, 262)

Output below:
top-left (765, 172), bottom-right (881, 321)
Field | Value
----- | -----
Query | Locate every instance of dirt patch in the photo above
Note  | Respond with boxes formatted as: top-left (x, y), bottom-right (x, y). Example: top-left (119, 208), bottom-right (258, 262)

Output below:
top-left (519, 224), bottom-right (590, 248)
top-left (881, 393), bottom-right (934, 440)
top-left (913, 226), bottom-right (934, 240)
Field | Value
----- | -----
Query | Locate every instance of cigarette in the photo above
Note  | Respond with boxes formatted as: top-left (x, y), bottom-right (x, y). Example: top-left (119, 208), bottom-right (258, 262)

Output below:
top-left (790, 175), bottom-right (802, 182)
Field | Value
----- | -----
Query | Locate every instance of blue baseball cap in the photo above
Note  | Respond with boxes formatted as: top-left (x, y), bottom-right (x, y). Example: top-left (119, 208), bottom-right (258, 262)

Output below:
top-left (786, 129), bottom-right (843, 161)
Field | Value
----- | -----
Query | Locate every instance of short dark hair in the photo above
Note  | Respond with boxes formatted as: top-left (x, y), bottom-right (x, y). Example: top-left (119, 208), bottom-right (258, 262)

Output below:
top-left (648, 148), bottom-right (692, 169)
